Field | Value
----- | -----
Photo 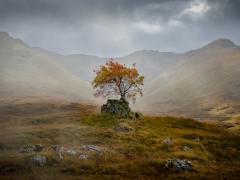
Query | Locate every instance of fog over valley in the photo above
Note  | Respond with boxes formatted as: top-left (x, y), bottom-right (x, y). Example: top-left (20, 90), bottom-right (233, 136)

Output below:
top-left (1, 31), bottom-right (240, 120)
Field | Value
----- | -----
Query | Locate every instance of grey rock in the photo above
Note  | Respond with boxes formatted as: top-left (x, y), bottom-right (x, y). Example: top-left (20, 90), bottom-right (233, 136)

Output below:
top-left (162, 138), bottom-right (174, 145)
top-left (52, 145), bottom-right (79, 158)
top-left (65, 149), bottom-right (78, 155)
top-left (79, 154), bottom-right (89, 159)
top-left (34, 144), bottom-right (44, 152)
top-left (165, 159), bottom-right (193, 171)
top-left (113, 126), bottom-right (133, 132)
top-left (101, 99), bottom-right (131, 118)
top-left (52, 145), bottom-right (59, 151)
top-left (29, 154), bottom-right (47, 167)
top-left (83, 145), bottom-right (102, 153)
top-left (19, 145), bottom-right (34, 153)
top-left (19, 144), bottom-right (44, 153)
top-left (182, 145), bottom-right (191, 152)
top-left (52, 145), bottom-right (65, 153)
top-left (52, 145), bottom-right (64, 159)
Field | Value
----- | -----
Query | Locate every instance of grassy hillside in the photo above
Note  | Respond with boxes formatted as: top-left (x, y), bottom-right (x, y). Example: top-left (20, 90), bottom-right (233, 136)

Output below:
top-left (0, 102), bottom-right (239, 179)
top-left (136, 39), bottom-right (240, 120)
top-left (223, 113), bottom-right (240, 131)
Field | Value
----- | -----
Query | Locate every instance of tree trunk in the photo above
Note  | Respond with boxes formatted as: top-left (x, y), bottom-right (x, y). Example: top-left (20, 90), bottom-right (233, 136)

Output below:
top-left (120, 94), bottom-right (127, 103)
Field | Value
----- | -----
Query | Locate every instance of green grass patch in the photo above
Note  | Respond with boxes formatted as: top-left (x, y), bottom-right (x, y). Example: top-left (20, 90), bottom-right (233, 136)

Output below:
top-left (82, 113), bottom-right (120, 127)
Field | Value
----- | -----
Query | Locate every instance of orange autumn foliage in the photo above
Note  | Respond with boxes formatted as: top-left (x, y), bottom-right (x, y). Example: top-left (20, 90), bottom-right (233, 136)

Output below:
top-left (92, 58), bottom-right (144, 102)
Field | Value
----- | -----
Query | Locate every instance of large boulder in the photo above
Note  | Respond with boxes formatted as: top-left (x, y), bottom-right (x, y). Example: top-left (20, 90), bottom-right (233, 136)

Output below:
top-left (101, 99), bottom-right (131, 118)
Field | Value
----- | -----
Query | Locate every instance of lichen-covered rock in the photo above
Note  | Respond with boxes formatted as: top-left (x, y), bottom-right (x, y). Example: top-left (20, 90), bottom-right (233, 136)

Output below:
top-left (101, 99), bottom-right (131, 118)
top-left (83, 145), bottom-right (102, 153)
top-left (18, 144), bottom-right (44, 153)
top-left (79, 154), bottom-right (89, 159)
top-left (182, 145), bottom-right (191, 152)
top-left (29, 155), bottom-right (47, 167)
top-left (52, 145), bottom-right (65, 153)
top-left (161, 138), bottom-right (174, 146)
top-left (52, 145), bottom-right (79, 158)
top-left (165, 159), bottom-right (193, 171)
top-left (34, 144), bottom-right (44, 152)
top-left (113, 126), bottom-right (133, 132)
top-left (65, 149), bottom-right (78, 155)
top-left (19, 145), bottom-right (34, 153)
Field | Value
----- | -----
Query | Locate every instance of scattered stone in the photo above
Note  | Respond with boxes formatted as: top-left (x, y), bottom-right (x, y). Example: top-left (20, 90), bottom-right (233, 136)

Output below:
top-left (65, 149), bottom-right (78, 155)
top-left (101, 99), bottom-right (131, 118)
top-left (19, 144), bottom-right (44, 153)
top-left (79, 154), bottom-right (89, 159)
top-left (182, 145), bottom-right (191, 152)
top-left (52, 145), bottom-right (79, 159)
top-left (19, 145), bottom-right (34, 153)
top-left (34, 144), bottom-right (44, 152)
top-left (52, 145), bottom-right (61, 151)
top-left (29, 154), bottom-right (47, 167)
top-left (162, 138), bottom-right (174, 146)
top-left (195, 136), bottom-right (201, 141)
top-left (165, 159), bottom-right (193, 171)
top-left (52, 145), bottom-right (65, 153)
top-left (83, 145), bottom-right (102, 153)
top-left (113, 126), bottom-right (133, 132)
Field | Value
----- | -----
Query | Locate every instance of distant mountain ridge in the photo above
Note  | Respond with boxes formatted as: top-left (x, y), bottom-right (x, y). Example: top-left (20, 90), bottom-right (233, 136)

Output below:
top-left (55, 49), bottom-right (184, 82)
top-left (1, 31), bottom-right (240, 120)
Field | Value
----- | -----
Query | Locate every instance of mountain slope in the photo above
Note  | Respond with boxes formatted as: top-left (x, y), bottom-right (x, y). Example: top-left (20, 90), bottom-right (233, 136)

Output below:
top-left (135, 39), bottom-right (240, 120)
top-left (0, 32), bottom-right (94, 103)
top-left (118, 50), bottom-right (183, 81)
top-left (1, 32), bottom-right (240, 120)
top-left (54, 50), bottom-right (183, 82)
top-left (57, 54), bottom-right (105, 82)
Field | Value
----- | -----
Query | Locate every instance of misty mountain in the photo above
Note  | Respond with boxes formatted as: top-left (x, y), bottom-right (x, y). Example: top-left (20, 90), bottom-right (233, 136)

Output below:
top-left (57, 54), bottom-right (105, 82)
top-left (1, 31), bottom-right (240, 120)
top-left (118, 50), bottom-right (183, 81)
top-left (0, 32), bottom-right (94, 103)
top-left (54, 50), bottom-right (183, 82)
top-left (135, 39), bottom-right (240, 119)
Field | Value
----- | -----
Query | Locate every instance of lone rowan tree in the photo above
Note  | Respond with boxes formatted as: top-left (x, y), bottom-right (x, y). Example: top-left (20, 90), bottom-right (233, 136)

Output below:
top-left (92, 59), bottom-right (144, 103)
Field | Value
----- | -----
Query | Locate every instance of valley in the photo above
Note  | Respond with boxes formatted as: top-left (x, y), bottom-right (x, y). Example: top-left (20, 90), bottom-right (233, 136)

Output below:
top-left (1, 32), bottom-right (240, 122)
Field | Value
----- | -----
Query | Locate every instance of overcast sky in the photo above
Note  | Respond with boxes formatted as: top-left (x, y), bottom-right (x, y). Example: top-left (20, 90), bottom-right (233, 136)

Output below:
top-left (0, 0), bottom-right (239, 56)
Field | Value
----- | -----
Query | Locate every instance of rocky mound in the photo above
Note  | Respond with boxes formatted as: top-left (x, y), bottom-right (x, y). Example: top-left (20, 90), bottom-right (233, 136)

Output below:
top-left (101, 99), bottom-right (144, 119)
top-left (101, 99), bottom-right (131, 118)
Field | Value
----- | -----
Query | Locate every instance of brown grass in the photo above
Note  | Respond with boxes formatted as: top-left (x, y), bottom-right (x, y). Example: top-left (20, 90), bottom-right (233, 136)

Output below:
top-left (0, 102), bottom-right (239, 179)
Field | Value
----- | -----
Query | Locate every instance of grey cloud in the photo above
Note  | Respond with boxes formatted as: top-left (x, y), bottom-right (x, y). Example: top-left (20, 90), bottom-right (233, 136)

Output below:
top-left (0, 0), bottom-right (239, 56)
